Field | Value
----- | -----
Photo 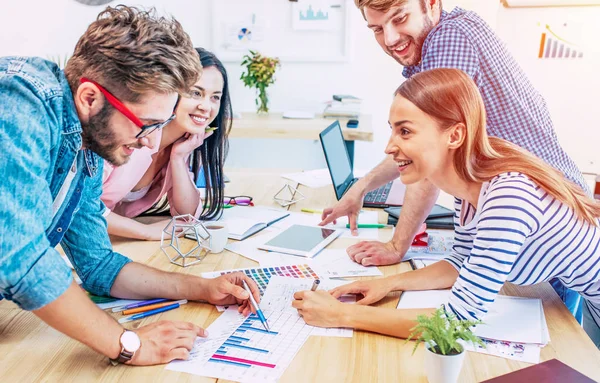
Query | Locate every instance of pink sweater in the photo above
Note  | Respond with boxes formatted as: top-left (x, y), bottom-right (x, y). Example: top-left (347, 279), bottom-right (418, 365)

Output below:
top-left (101, 130), bottom-right (202, 218)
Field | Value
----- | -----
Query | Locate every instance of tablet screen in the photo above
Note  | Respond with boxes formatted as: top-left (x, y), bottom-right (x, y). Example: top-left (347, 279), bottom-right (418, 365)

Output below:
top-left (264, 225), bottom-right (337, 252)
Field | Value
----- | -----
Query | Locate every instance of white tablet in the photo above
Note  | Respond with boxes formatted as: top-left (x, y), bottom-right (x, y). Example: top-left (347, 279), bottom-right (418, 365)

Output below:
top-left (258, 225), bottom-right (342, 258)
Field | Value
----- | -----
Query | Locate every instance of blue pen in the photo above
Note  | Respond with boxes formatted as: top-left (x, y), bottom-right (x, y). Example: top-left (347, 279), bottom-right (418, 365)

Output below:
top-left (242, 280), bottom-right (270, 332)
top-left (118, 303), bottom-right (181, 323)
top-left (112, 298), bottom-right (169, 313)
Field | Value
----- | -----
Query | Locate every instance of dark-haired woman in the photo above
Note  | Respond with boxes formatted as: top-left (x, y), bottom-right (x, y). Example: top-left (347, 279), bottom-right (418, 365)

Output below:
top-left (101, 48), bottom-right (231, 240)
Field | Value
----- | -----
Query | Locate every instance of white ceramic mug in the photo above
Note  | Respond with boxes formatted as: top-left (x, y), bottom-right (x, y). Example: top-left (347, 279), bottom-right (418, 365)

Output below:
top-left (205, 224), bottom-right (228, 253)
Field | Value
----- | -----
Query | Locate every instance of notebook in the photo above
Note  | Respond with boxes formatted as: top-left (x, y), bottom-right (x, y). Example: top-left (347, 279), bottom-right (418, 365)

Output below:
top-left (386, 204), bottom-right (455, 229)
top-left (481, 359), bottom-right (595, 383)
top-left (214, 206), bottom-right (290, 241)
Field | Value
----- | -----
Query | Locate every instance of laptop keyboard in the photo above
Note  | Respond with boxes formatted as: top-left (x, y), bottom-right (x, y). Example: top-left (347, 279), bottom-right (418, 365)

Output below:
top-left (364, 181), bottom-right (393, 204)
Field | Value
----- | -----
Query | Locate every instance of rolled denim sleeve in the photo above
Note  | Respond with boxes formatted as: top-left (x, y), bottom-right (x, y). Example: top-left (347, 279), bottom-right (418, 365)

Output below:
top-left (0, 75), bottom-right (73, 311)
top-left (61, 159), bottom-right (131, 297)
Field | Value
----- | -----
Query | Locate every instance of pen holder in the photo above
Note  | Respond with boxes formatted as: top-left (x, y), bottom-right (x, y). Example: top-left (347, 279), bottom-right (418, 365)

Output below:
top-left (160, 214), bottom-right (211, 267)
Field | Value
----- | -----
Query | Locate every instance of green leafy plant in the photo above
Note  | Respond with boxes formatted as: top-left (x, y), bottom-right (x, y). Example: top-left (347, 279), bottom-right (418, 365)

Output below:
top-left (47, 54), bottom-right (70, 69)
top-left (406, 307), bottom-right (484, 355)
top-left (240, 50), bottom-right (280, 114)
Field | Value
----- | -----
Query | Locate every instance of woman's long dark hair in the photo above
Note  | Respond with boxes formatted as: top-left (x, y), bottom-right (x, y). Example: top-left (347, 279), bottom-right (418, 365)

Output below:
top-left (192, 48), bottom-right (232, 220)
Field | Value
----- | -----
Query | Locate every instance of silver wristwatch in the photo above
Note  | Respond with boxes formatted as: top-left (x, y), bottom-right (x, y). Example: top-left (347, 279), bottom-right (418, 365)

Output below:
top-left (110, 330), bottom-right (141, 366)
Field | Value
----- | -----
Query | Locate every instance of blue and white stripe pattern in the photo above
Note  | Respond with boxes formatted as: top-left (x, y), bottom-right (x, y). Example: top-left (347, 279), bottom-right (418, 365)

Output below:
top-left (443, 173), bottom-right (600, 335)
top-left (403, 8), bottom-right (588, 193)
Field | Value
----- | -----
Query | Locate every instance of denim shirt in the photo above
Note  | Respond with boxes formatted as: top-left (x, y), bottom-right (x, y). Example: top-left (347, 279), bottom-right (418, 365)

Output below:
top-left (0, 57), bottom-right (131, 310)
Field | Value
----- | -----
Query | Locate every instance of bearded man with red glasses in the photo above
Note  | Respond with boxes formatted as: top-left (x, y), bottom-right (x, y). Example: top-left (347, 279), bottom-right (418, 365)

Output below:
top-left (0, 5), bottom-right (260, 367)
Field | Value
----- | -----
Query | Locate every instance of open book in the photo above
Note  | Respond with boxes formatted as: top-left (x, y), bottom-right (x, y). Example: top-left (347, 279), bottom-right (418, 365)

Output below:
top-left (215, 206), bottom-right (290, 240)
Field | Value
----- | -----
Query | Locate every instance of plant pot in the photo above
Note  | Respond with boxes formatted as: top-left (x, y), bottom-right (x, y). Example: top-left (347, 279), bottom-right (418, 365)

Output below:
top-left (423, 343), bottom-right (466, 383)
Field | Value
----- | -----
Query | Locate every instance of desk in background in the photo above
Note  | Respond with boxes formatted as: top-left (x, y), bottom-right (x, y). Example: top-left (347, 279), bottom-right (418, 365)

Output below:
top-left (1, 168), bottom-right (599, 382)
top-left (230, 113), bottom-right (373, 167)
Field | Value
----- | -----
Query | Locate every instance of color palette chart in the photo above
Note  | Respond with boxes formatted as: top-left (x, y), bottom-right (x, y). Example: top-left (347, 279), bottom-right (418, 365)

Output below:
top-left (202, 264), bottom-right (320, 295)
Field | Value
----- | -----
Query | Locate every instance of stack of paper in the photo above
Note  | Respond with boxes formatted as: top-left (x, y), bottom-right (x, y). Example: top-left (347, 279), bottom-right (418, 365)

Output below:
top-left (397, 291), bottom-right (550, 364)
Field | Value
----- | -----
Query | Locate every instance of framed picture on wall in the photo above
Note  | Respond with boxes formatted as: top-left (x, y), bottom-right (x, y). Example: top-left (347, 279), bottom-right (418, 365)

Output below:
top-left (210, 0), bottom-right (351, 62)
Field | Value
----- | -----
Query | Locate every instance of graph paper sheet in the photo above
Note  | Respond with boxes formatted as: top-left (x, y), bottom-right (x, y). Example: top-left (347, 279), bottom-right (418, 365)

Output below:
top-left (166, 276), bottom-right (352, 381)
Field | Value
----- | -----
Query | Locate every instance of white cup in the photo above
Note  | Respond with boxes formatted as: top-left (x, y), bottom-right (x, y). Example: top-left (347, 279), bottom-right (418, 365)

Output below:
top-left (205, 224), bottom-right (228, 253)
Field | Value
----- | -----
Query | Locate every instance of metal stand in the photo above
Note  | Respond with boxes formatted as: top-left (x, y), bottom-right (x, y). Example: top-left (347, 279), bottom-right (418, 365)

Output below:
top-left (160, 214), bottom-right (211, 267)
top-left (273, 183), bottom-right (305, 207)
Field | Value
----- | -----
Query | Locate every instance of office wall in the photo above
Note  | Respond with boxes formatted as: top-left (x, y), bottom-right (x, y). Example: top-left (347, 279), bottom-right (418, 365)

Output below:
top-left (2, 1), bottom-right (594, 173)
top-left (495, 5), bottom-right (600, 173)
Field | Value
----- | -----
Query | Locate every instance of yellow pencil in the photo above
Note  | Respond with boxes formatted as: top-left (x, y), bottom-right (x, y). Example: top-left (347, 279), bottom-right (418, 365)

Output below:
top-left (301, 208), bottom-right (323, 214)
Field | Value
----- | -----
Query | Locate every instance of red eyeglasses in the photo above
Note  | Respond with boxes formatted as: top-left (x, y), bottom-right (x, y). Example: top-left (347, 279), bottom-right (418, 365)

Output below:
top-left (80, 77), bottom-right (179, 139)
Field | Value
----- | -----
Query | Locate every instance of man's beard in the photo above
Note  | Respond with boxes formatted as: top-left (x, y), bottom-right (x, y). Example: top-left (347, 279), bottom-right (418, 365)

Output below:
top-left (393, 17), bottom-right (435, 67)
top-left (81, 105), bottom-right (128, 166)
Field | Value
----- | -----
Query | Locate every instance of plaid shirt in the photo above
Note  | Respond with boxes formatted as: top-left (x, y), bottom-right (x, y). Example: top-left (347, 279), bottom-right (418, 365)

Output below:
top-left (403, 8), bottom-right (588, 192)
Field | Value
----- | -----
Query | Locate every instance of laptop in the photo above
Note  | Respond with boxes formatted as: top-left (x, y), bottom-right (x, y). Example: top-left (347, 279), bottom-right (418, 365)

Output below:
top-left (319, 121), bottom-right (405, 208)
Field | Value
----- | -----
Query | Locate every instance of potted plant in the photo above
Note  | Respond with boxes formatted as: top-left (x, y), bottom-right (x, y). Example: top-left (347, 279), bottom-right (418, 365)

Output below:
top-left (407, 307), bottom-right (484, 383)
top-left (240, 50), bottom-right (280, 114)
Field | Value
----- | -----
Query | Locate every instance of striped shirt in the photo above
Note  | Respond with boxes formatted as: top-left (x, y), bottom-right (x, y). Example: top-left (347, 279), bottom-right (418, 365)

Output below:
top-left (443, 173), bottom-right (600, 331)
top-left (403, 8), bottom-right (588, 193)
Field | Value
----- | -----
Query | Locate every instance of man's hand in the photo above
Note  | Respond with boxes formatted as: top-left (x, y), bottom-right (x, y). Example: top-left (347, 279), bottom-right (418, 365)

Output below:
top-left (292, 290), bottom-right (346, 328)
top-left (203, 272), bottom-right (261, 315)
top-left (330, 278), bottom-right (395, 305)
top-left (129, 320), bottom-right (207, 365)
top-left (319, 184), bottom-right (365, 236)
top-left (347, 240), bottom-right (406, 266)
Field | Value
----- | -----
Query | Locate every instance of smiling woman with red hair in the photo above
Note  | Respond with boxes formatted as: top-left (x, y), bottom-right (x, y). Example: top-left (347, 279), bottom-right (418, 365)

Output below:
top-left (292, 68), bottom-right (600, 349)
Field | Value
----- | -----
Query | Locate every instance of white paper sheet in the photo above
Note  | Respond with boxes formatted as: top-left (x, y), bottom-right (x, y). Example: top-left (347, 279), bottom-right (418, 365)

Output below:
top-left (463, 338), bottom-right (541, 364)
top-left (260, 276), bottom-right (354, 338)
top-left (166, 306), bottom-right (307, 382)
top-left (312, 249), bottom-right (382, 278)
top-left (396, 290), bottom-right (452, 310)
top-left (397, 291), bottom-right (545, 345)
top-left (475, 296), bottom-right (544, 344)
top-left (166, 277), bottom-right (353, 381)
top-left (281, 168), bottom-right (333, 189)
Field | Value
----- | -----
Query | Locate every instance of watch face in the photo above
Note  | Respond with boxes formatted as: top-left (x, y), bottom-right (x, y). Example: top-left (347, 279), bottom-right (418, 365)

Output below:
top-left (121, 331), bottom-right (141, 352)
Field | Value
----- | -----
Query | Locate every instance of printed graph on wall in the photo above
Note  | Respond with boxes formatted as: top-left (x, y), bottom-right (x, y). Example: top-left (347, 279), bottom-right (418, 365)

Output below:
top-left (292, 1), bottom-right (344, 31)
top-left (538, 24), bottom-right (584, 59)
top-left (211, 0), bottom-right (350, 62)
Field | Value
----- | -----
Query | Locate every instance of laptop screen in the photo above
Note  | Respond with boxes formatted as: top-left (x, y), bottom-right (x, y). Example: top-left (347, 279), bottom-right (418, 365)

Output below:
top-left (319, 121), bottom-right (354, 200)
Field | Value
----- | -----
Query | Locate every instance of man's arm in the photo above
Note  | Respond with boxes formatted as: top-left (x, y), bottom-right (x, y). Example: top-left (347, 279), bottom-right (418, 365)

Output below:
top-left (34, 280), bottom-right (207, 365)
top-left (347, 179), bottom-right (439, 266)
top-left (320, 155), bottom-right (400, 233)
top-left (63, 157), bottom-right (260, 307)
top-left (34, 281), bottom-right (128, 360)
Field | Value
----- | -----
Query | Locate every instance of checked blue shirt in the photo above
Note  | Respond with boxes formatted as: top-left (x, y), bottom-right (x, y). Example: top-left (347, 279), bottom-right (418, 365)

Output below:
top-left (403, 7), bottom-right (588, 193)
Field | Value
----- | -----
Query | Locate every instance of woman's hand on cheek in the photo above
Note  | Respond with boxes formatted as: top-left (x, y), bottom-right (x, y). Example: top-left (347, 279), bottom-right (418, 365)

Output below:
top-left (291, 290), bottom-right (348, 328)
top-left (171, 130), bottom-right (214, 160)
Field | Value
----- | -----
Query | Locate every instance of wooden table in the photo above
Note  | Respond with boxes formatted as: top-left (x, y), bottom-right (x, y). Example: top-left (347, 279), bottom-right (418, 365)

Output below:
top-left (1, 168), bottom-right (599, 382)
top-left (230, 113), bottom-right (373, 167)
